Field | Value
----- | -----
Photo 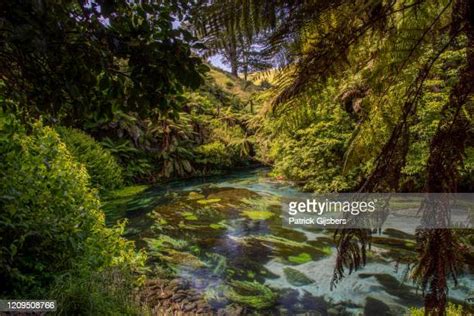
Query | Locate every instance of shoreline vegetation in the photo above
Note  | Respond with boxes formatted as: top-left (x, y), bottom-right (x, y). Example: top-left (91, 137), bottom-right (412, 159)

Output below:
top-left (1, 1), bottom-right (473, 315)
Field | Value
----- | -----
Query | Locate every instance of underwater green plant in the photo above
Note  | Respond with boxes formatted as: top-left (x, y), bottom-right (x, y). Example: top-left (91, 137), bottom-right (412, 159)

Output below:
top-left (144, 235), bottom-right (189, 253)
top-left (224, 280), bottom-right (277, 310)
top-left (204, 284), bottom-right (229, 308)
top-left (160, 249), bottom-right (206, 269)
top-left (182, 211), bottom-right (198, 221)
top-left (288, 252), bottom-right (312, 264)
top-left (207, 253), bottom-right (228, 276)
top-left (209, 221), bottom-right (227, 229)
top-left (102, 185), bottom-right (151, 223)
top-left (283, 267), bottom-right (315, 286)
top-left (197, 198), bottom-right (222, 204)
top-left (240, 196), bottom-right (281, 208)
top-left (241, 209), bottom-right (274, 220)
top-left (187, 191), bottom-right (206, 200)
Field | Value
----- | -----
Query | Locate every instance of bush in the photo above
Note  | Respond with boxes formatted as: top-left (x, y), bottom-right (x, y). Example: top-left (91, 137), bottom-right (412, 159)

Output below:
top-left (269, 111), bottom-right (360, 192)
top-left (50, 255), bottom-right (145, 315)
top-left (0, 119), bottom-right (144, 310)
top-left (407, 303), bottom-right (464, 316)
top-left (195, 141), bottom-right (235, 168)
top-left (56, 126), bottom-right (123, 192)
top-left (100, 137), bottom-right (155, 183)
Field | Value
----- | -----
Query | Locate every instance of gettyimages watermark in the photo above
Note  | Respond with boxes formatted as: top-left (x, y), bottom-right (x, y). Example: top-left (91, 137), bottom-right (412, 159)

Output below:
top-left (282, 193), bottom-right (473, 229)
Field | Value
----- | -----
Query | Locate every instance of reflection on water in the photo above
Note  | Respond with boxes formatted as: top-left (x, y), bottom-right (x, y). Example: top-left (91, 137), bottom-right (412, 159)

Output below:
top-left (106, 168), bottom-right (474, 315)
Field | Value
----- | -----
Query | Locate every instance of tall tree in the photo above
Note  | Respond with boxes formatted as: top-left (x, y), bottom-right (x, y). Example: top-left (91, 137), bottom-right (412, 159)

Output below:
top-left (189, 0), bottom-right (273, 77)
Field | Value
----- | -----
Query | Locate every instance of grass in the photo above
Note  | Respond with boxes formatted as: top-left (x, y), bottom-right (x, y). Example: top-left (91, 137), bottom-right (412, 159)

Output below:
top-left (207, 67), bottom-right (257, 102)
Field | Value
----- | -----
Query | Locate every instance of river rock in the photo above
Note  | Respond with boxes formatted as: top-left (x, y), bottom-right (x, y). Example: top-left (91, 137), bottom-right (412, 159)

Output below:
top-left (278, 287), bottom-right (299, 308)
top-left (158, 290), bottom-right (172, 299)
top-left (183, 302), bottom-right (197, 312)
top-left (138, 278), bottom-right (213, 315)
top-left (364, 296), bottom-right (392, 316)
top-left (193, 278), bottom-right (209, 289)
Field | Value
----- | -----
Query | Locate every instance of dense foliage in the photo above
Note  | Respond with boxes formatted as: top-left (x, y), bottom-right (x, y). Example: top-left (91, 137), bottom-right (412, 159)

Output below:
top-left (0, 117), bottom-right (144, 308)
top-left (0, 0), bottom-right (472, 314)
top-left (92, 68), bottom-right (257, 183)
top-left (56, 126), bottom-right (124, 192)
top-left (257, 80), bottom-right (362, 192)
top-left (256, 44), bottom-right (473, 193)
top-left (0, 0), bottom-right (207, 124)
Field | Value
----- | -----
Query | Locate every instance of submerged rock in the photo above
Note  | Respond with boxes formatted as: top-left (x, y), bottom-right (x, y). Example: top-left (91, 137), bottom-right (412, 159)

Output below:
top-left (138, 278), bottom-right (212, 315)
top-left (300, 291), bottom-right (328, 312)
top-left (217, 304), bottom-right (245, 315)
top-left (383, 228), bottom-right (415, 240)
top-left (363, 296), bottom-right (392, 316)
top-left (277, 287), bottom-right (300, 308)
top-left (283, 267), bottom-right (315, 286)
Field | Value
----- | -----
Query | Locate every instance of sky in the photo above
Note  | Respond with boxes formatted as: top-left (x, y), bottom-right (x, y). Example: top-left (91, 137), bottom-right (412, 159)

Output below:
top-left (208, 54), bottom-right (231, 72)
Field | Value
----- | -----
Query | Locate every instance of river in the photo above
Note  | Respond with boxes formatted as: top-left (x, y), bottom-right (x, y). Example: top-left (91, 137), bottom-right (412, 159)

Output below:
top-left (105, 168), bottom-right (474, 315)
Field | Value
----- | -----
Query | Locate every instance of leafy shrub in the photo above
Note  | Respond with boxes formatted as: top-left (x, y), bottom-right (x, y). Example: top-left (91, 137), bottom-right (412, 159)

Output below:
top-left (407, 303), bottom-right (464, 316)
top-left (269, 108), bottom-right (360, 192)
top-left (195, 141), bottom-right (235, 168)
top-left (100, 137), bottom-right (155, 182)
top-left (0, 119), bottom-right (144, 309)
top-left (460, 147), bottom-right (473, 191)
top-left (56, 127), bottom-right (123, 191)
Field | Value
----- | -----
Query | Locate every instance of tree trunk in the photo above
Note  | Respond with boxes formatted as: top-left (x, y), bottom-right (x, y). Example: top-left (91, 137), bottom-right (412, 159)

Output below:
top-left (224, 41), bottom-right (239, 77)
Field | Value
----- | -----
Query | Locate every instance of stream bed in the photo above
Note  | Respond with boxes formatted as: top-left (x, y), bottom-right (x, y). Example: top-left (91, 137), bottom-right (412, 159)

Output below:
top-left (105, 168), bottom-right (474, 315)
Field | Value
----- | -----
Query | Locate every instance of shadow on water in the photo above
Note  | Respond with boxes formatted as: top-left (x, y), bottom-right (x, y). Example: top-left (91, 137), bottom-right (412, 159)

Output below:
top-left (104, 168), bottom-right (474, 315)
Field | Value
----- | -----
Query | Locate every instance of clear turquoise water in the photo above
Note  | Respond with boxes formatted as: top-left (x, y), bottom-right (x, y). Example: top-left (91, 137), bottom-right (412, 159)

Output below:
top-left (107, 168), bottom-right (474, 315)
